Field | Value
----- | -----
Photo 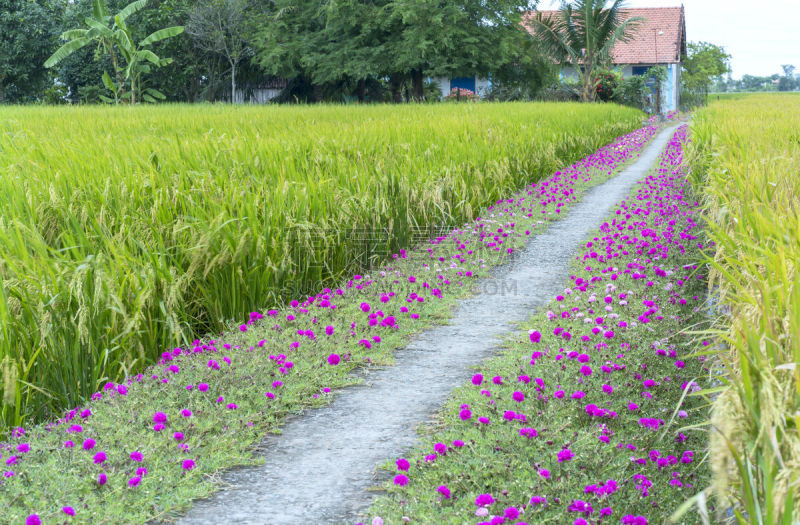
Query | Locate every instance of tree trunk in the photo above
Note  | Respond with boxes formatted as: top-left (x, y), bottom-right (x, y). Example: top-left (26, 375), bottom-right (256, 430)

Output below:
top-left (0, 81), bottom-right (5, 104)
top-left (389, 74), bottom-right (403, 103)
top-left (356, 79), bottom-right (366, 103)
top-left (231, 62), bottom-right (236, 104)
top-left (412, 69), bottom-right (424, 101)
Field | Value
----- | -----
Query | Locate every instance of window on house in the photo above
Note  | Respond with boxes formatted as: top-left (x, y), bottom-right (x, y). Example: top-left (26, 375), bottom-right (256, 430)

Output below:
top-left (632, 66), bottom-right (649, 76)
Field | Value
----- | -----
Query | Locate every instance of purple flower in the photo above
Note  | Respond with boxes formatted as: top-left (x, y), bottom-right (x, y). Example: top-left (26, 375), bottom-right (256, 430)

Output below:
top-left (504, 507), bottom-right (520, 520)
top-left (327, 353), bottom-right (341, 365)
top-left (153, 423), bottom-right (165, 432)
top-left (529, 330), bottom-right (541, 343)
top-left (437, 485), bottom-right (451, 499)
top-left (62, 507), bottom-right (76, 516)
top-left (538, 468), bottom-right (551, 479)
top-left (475, 493), bottom-right (494, 507)
top-left (325, 325), bottom-right (335, 335)
top-left (82, 438), bottom-right (96, 450)
top-left (97, 472), bottom-right (107, 485)
top-left (153, 411), bottom-right (167, 424)
top-left (181, 409), bottom-right (192, 418)
top-left (129, 475), bottom-right (142, 487)
top-left (26, 515), bottom-right (41, 525)
top-left (17, 443), bottom-right (29, 453)
top-left (182, 459), bottom-right (195, 470)
top-left (198, 383), bottom-right (209, 392)
top-left (130, 451), bottom-right (143, 462)
top-left (512, 391), bottom-right (525, 402)
top-left (471, 373), bottom-right (483, 385)
top-left (459, 409), bottom-right (472, 420)
top-left (396, 458), bottom-right (410, 471)
top-left (64, 440), bottom-right (75, 448)
top-left (174, 432), bottom-right (184, 441)
top-left (136, 467), bottom-right (148, 476)
top-left (478, 416), bottom-right (490, 425)
top-left (93, 451), bottom-right (106, 464)
top-left (558, 448), bottom-right (575, 462)
top-left (393, 474), bottom-right (408, 486)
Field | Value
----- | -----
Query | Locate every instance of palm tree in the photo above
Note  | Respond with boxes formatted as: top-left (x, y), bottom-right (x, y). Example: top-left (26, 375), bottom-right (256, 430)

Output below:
top-left (530, 0), bottom-right (642, 102)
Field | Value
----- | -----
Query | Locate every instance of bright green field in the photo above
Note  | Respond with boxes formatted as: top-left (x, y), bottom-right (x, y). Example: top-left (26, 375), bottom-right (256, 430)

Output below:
top-left (0, 102), bottom-right (642, 430)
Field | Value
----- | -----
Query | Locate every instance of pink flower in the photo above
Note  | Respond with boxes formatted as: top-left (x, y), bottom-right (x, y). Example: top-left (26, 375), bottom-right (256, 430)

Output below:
top-left (396, 458), bottom-right (410, 471)
top-left (393, 474), bottom-right (408, 486)
top-left (327, 353), bottom-right (341, 366)
top-left (529, 331), bottom-right (542, 343)
top-left (182, 459), bottom-right (195, 470)
top-left (130, 451), bottom-right (143, 462)
top-left (437, 485), bottom-right (451, 499)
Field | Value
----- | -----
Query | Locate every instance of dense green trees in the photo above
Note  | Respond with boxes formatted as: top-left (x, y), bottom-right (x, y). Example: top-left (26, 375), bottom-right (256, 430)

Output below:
top-left (2, 0), bottom-right (552, 103)
top-left (0, 0), bottom-right (61, 103)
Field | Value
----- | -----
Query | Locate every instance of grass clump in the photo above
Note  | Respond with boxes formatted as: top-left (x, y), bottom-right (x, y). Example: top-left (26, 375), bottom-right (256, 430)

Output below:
top-left (687, 93), bottom-right (800, 523)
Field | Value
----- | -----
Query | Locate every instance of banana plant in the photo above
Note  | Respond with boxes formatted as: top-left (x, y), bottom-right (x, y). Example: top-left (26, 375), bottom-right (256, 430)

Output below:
top-left (45, 0), bottom-right (183, 104)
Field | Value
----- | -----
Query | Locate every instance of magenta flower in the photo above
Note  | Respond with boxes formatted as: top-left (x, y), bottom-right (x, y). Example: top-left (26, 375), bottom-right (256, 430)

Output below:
top-left (182, 459), bottom-right (195, 470)
top-left (558, 448), bottom-right (575, 462)
top-left (17, 443), bottom-right (29, 453)
top-left (128, 475), bottom-right (142, 487)
top-left (130, 451), bottom-right (143, 462)
top-left (504, 507), bottom-right (520, 520)
top-left (82, 438), bottom-right (96, 450)
top-left (26, 515), bottom-right (41, 525)
top-left (198, 383), bottom-right (209, 392)
top-left (97, 472), bottom-right (107, 485)
top-left (529, 330), bottom-right (541, 343)
top-left (512, 391), bottom-right (525, 402)
top-left (181, 409), bottom-right (192, 418)
top-left (62, 507), bottom-right (76, 516)
top-left (93, 451), bottom-right (106, 464)
top-left (226, 403), bottom-right (238, 410)
top-left (539, 468), bottom-right (551, 479)
top-left (325, 325), bottom-right (334, 335)
top-left (153, 411), bottom-right (167, 424)
top-left (174, 432), bottom-right (184, 441)
top-left (459, 408), bottom-right (472, 420)
top-left (478, 416), bottom-right (490, 425)
top-left (393, 474), bottom-right (408, 486)
top-left (471, 373), bottom-right (483, 385)
top-left (602, 384), bottom-right (614, 394)
top-left (475, 493), bottom-right (495, 507)
top-left (437, 485), bottom-right (451, 499)
top-left (64, 440), bottom-right (75, 448)
top-left (327, 353), bottom-right (341, 366)
top-left (396, 458), bottom-right (410, 471)
top-left (136, 467), bottom-right (148, 476)
top-left (154, 423), bottom-right (165, 432)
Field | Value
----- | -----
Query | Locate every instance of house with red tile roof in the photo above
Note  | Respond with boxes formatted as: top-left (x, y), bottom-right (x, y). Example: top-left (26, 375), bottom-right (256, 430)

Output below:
top-left (529, 6), bottom-right (687, 111)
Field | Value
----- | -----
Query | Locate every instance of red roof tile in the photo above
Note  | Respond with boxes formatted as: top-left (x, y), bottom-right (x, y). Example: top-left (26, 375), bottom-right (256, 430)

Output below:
top-left (525, 7), bottom-right (686, 65)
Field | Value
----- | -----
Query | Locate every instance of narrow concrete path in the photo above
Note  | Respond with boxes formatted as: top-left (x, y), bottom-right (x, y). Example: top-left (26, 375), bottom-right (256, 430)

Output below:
top-left (177, 125), bottom-right (679, 525)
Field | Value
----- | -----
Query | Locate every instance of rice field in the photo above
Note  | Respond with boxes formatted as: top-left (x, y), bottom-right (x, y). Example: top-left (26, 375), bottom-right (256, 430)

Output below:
top-left (688, 93), bottom-right (800, 522)
top-left (0, 102), bottom-right (642, 430)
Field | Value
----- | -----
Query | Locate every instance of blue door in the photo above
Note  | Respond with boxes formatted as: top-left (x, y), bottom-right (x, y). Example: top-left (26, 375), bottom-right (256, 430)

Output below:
top-left (450, 77), bottom-right (476, 92)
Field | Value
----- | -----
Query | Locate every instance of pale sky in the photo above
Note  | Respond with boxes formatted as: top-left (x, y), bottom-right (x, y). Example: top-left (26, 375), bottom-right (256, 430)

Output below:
top-left (538, 0), bottom-right (800, 78)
